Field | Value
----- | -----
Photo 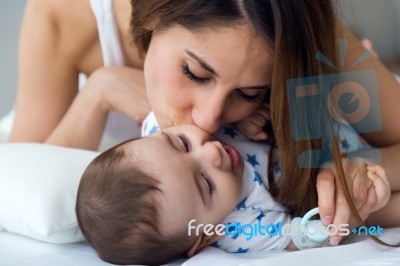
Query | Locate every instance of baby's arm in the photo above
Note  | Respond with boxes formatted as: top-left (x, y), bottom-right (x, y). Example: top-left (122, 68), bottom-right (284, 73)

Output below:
top-left (365, 164), bottom-right (400, 228)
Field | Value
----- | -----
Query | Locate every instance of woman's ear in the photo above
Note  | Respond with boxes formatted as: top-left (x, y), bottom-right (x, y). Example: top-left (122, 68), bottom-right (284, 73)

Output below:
top-left (144, 18), bottom-right (159, 31)
top-left (186, 232), bottom-right (220, 257)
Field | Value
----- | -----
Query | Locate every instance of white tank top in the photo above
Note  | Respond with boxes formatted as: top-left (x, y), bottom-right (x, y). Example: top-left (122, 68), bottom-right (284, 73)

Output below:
top-left (89, 0), bottom-right (141, 151)
top-left (89, 0), bottom-right (125, 67)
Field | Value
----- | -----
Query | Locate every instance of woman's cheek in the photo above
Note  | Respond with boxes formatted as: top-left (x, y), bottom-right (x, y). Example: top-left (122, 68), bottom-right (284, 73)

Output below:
top-left (158, 67), bottom-right (191, 109)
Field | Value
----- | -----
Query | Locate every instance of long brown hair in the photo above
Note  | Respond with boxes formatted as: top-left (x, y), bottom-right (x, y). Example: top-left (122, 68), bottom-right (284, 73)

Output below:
top-left (130, 0), bottom-right (397, 247)
top-left (268, 0), bottom-right (338, 217)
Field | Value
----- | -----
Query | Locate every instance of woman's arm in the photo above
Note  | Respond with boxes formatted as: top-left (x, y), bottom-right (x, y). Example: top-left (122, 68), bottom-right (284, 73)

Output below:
top-left (9, 0), bottom-right (98, 142)
top-left (46, 67), bottom-right (150, 150)
top-left (380, 144), bottom-right (400, 191)
top-left (317, 24), bottom-right (400, 244)
top-left (339, 26), bottom-right (400, 190)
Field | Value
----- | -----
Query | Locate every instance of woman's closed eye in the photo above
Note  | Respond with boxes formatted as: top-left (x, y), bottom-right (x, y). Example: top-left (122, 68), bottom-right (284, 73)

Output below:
top-left (235, 90), bottom-right (262, 103)
top-left (181, 62), bottom-right (209, 85)
top-left (182, 62), bottom-right (266, 104)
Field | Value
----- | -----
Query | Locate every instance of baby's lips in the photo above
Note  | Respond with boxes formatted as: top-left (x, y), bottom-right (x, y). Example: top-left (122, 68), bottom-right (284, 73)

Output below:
top-left (222, 144), bottom-right (241, 170)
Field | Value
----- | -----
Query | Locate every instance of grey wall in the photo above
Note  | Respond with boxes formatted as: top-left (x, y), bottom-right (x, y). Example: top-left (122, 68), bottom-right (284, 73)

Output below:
top-left (0, 1), bottom-right (399, 118)
top-left (338, 0), bottom-right (400, 63)
top-left (0, 0), bottom-right (26, 117)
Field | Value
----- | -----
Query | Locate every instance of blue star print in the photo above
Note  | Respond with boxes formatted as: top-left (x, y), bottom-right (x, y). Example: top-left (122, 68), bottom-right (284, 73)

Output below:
top-left (236, 197), bottom-right (247, 210)
top-left (246, 154), bottom-right (260, 167)
top-left (210, 241), bottom-right (221, 248)
top-left (273, 161), bottom-right (281, 176)
top-left (256, 211), bottom-right (265, 222)
top-left (253, 171), bottom-right (263, 186)
top-left (233, 247), bottom-right (249, 253)
top-left (341, 138), bottom-right (350, 151)
top-left (149, 125), bottom-right (159, 135)
top-left (223, 127), bottom-right (238, 139)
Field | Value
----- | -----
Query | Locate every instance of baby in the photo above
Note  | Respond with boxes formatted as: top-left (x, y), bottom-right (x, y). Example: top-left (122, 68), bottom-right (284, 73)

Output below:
top-left (76, 113), bottom-right (390, 266)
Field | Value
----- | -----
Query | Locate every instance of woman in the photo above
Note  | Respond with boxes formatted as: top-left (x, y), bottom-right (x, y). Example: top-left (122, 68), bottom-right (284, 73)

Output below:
top-left (10, 0), bottom-right (400, 246)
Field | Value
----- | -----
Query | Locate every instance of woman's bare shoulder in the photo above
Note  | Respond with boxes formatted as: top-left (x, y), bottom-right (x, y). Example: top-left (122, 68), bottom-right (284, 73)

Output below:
top-left (24, 0), bottom-right (98, 60)
top-left (25, 0), bottom-right (102, 72)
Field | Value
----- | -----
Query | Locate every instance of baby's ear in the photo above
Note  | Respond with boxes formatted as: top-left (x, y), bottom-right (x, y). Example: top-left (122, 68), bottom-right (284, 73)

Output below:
top-left (186, 232), bottom-right (220, 257)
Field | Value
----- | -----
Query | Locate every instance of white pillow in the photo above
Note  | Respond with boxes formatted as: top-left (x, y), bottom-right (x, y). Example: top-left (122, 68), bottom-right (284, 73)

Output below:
top-left (0, 143), bottom-right (98, 243)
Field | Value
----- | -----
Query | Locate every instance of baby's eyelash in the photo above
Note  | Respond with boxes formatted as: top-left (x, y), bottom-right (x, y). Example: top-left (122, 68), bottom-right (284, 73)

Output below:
top-left (177, 133), bottom-right (191, 152)
top-left (201, 172), bottom-right (216, 194)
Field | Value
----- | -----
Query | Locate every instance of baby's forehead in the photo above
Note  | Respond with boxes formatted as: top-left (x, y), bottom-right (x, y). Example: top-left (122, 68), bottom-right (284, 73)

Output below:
top-left (122, 135), bottom-right (161, 155)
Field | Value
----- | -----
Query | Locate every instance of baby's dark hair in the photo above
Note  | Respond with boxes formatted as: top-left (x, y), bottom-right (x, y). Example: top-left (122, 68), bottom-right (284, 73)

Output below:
top-left (76, 139), bottom-right (195, 265)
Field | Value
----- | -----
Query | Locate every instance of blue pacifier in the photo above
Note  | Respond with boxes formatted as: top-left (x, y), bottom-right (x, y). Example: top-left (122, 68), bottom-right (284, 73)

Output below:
top-left (300, 207), bottom-right (330, 242)
top-left (290, 207), bottom-right (332, 249)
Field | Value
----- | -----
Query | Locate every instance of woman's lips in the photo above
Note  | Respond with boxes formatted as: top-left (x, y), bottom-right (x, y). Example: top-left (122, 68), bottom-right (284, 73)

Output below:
top-left (222, 144), bottom-right (241, 170)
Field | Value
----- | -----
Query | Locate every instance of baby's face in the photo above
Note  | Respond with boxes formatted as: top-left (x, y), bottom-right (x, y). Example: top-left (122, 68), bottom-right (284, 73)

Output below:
top-left (127, 125), bottom-right (244, 235)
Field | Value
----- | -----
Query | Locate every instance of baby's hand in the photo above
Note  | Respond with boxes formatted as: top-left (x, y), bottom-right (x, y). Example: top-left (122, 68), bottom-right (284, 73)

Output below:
top-left (364, 164), bottom-right (391, 213)
top-left (234, 103), bottom-right (270, 141)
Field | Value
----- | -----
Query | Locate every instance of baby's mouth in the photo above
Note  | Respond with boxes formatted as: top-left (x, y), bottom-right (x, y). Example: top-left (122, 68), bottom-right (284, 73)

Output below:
top-left (222, 144), bottom-right (241, 170)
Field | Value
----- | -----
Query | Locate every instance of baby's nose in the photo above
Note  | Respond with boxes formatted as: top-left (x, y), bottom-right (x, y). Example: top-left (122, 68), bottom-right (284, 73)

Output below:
top-left (202, 141), bottom-right (223, 168)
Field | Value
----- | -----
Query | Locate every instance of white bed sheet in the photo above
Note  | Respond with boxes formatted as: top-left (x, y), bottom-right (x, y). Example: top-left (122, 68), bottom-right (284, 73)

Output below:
top-left (1, 227), bottom-right (399, 266)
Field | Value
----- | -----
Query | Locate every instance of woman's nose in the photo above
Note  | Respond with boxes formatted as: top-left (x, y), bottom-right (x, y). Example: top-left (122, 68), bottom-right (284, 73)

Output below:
top-left (192, 96), bottom-right (226, 134)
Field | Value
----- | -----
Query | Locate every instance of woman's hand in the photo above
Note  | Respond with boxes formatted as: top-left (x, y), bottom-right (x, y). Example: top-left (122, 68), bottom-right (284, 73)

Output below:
top-left (89, 67), bottom-right (150, 123)
top-left (316, 158), bottom-right (383, 245)
top-left (46, 67), bottom-right (150, 150)
top-left (234, 103), bottom-right (270, 141)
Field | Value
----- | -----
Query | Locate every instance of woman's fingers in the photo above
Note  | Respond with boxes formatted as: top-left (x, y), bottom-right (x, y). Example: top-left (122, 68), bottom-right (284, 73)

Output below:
top-left (316, 168), bottom-right (336, 225)
top-left (91, 67), bottom-right (151, 123)
top-left (330, 190), bottom-right (351, 245)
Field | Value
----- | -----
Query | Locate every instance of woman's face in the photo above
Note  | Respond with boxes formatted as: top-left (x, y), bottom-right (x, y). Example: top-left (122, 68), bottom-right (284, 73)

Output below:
top-left (144, 23), bottom-right (274, 134)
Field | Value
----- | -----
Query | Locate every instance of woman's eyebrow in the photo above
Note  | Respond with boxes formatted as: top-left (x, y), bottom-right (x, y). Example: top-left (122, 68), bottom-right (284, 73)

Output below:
top-left (185, 49), bottom-right (219, 77)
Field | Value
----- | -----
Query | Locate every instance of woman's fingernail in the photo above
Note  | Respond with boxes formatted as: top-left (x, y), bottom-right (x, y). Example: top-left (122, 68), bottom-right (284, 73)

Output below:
top-left (330, 236), bottom-right (341, 246)
top-left (322, 216), bottom-right (332, 225)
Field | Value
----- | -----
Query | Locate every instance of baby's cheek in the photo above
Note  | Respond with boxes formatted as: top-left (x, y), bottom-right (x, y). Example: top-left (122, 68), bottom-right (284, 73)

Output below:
top-left (219, 176), bottom-right (242, 210)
